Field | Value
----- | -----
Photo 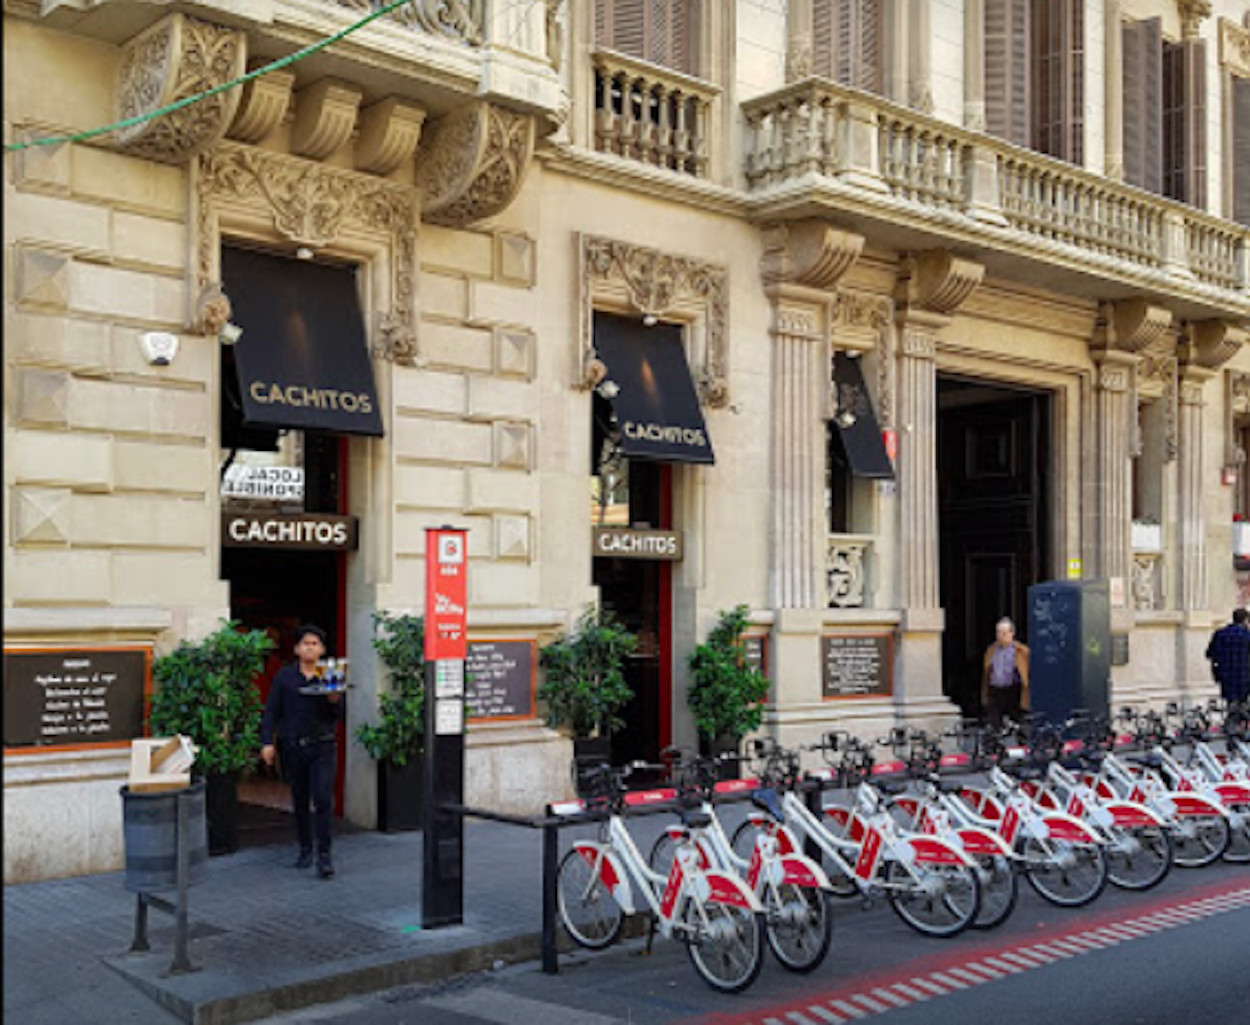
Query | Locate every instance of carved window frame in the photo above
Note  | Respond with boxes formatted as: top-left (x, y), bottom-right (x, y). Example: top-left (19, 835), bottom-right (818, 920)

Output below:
top-left (576, 233), bottom-right (728, 408)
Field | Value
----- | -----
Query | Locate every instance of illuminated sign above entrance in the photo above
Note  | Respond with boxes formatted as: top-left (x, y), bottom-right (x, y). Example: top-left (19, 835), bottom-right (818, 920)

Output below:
top-left (593, 526), bottom-right (684, 561)
top-left (221, 512), bottom-right (358, 551)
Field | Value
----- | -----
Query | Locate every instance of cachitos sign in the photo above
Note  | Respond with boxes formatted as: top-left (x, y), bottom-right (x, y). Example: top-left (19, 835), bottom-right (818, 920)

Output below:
top-left (222, 512), bottom-right (359, 551)
top-left (593, 526), bottom-right (684, 561)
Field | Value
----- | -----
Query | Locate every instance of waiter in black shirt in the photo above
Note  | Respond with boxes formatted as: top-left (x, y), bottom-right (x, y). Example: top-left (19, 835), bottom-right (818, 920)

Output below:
top-left (261, 624), bottom-right (344, 878)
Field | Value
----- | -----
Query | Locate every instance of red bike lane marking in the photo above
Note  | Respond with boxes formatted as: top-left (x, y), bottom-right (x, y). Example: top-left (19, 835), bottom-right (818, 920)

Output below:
top-left (687, 875), bottom-right (1250, 1025)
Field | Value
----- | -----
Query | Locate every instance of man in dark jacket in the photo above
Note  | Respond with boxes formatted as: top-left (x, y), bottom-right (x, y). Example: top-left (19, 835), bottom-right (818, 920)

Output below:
top-left (261, 624), bottom-right (345, 878)
top-left (1205, 609), bottom-right (1250, 704)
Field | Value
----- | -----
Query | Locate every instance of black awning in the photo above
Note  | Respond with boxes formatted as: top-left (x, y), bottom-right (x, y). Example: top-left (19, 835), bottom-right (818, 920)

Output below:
top-left (832, 352), bottom-right (893, 479)
top-left (222, 246), bottom-right (384, 437)
top-left (593, 313), bottom-right (715, 465)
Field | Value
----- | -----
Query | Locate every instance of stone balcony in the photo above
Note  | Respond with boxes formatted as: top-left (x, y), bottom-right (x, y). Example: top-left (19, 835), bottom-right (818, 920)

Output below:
top-left (742, 79), bottom-right (1250, 321)
top-left (24, 0), bottom-right (566, 128)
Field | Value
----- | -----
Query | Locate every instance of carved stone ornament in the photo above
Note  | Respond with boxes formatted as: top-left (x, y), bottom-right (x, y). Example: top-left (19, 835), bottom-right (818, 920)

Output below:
top-left (380, 0), bottom-right (485, 45)
top-left (417, 101), bottom-right (536, 228)
top-left (1093, 299), bottom-right (1174, 356)
top-left (897, 249), bottom-right (985, 321)
top-left (1181, 319), bottom-right (1247, 370)
top-left (194, 284), bottom-right (233, 337)
top-left (760, 221), bottom-right (865, 292)
top-left (833, 289), bottom-right (894, 426)
top-left (785, 33), bottom-right (814, 83)
top-left (116, 14), bottom-right (247, 164)
top-left (1227, 370), bottom-right (1250, 469)
top-left (195, 142), bottom-right (418, 363)
top-left (1132, 553), bottom-right (1161, 611)
top-left (1221, 16), bottom-right (1250, 76)
top-left (579, 235), bottom-right (729, 407)
top-left (1177, 0), bottom-right (1212, 40)
top-left (1135, 345), bottom-right (1179, 462)
top-left (546, 0), bottom-right (566, 70)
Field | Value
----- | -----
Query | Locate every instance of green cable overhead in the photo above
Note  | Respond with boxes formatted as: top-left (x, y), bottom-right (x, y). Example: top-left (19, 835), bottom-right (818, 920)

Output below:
top-left (4, 0), bottom-right (411, 153)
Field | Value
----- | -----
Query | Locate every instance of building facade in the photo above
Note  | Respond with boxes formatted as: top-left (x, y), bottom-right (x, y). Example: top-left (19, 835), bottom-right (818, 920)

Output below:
top-left (4, 0), bottom-right (1250, 882)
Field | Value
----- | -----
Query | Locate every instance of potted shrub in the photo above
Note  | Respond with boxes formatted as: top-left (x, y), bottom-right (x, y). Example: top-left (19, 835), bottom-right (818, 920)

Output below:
top-left (149, 620), bottom-right (274, 856)
top-left (354, 611), bottom-right (425, 832)
top-left (538, 605), bottom-right (637, 767)
top-left (687, 604), bottom-right (771, 777)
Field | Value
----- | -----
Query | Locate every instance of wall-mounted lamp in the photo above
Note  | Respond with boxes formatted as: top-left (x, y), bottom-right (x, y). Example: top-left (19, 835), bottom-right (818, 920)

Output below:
top-left (596, 379), bottom-right (620, 400)
top-left (295, 246), bottom-right (315, 260)
top-left (219, 322), bottom-right (243, 346)
top-left (642, 314), bottom-right (658, 327)
top-left (836, 410), bottom-right (857, 429)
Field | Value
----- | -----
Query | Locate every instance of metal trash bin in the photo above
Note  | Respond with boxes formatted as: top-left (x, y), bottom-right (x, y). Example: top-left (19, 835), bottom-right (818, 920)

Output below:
top-left (120, 781), bottom-right (208, 893)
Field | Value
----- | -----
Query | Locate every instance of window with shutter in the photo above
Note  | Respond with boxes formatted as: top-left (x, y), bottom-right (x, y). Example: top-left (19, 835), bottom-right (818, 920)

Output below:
top-left (1032, 0), bottom-right (1082, 162)
top-left (1123, 17), bottom-right (1163, 194)
top-left (811, 0), bottom-right (882, 94)
top-left (1234, 76), bottom-right (1250, 226)
top-left (985, 0), bottom-right (1031, 147)
top-left (594, 0), bottom-right (697, 76)
top-left (1162, 40), bottom-right (1185, 200)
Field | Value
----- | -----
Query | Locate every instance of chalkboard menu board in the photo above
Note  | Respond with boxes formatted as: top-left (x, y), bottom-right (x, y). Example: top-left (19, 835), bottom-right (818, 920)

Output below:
top-left (821, 634), bottom-right (893, 699)
top-left (465, 640), bottom-right (536, 722)
top-left (742, 635), bottom-right (769, 678)
top-left (3, 647), bottom-right (149, 749)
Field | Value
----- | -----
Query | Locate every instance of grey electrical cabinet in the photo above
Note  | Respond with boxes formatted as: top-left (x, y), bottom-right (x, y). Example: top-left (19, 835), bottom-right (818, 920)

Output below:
top-left (1026, 579), bottom-right (1111, 728)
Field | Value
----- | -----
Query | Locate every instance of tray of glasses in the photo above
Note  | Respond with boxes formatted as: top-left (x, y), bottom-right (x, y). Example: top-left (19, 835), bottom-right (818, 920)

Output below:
top-left (298, 682), bottom-right (354, 696)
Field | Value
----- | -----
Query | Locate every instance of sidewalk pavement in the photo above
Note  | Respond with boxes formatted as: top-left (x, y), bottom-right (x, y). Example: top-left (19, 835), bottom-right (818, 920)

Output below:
top-left (3, 809), bottom-right (712, 1025)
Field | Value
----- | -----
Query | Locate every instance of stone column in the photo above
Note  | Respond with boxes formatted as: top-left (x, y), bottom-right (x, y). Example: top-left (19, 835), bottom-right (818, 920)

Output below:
top-left (908, 0), bottom-right (934, 113)
top-left (760, 221), bottom-right (864, 733)
top-left (964, 0), bottom-right (986, 130)
top-left (786, 0), bottom-right (814, 83)
top-left (1090, 300), bottom-right (1173, 633)
top-left (894, 251), bottom-right (984, 722)
top-left (1104, 0), bottom-right (1124, 179)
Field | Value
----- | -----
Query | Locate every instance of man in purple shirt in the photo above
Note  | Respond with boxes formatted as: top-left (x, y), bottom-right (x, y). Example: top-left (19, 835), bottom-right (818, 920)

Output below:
top-left (261, 624), bottom-right (344, 878)
top-left (981, 617), bottom-right (1030, 729)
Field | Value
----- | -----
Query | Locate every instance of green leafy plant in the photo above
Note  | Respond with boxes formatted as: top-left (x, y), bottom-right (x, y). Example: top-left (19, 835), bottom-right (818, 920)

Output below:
top-left (354, 611), bottom-right (425, 767)
top-left (687, 605), bottom-right (770, 744)
top-left (538, 606), bottom-right (637, 739)
top-left (148, 620), bottom-right (274, 776)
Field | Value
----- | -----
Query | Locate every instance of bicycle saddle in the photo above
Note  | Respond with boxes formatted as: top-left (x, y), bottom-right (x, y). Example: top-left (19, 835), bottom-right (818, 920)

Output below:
top-left (934, 778), bottom-right (963, 794)
top-left (875, 780), bottom-right (908, 796)
top-left (680, 807), bottom-right (712, 830)
top-left (750, 787), bottom-right (785, 822)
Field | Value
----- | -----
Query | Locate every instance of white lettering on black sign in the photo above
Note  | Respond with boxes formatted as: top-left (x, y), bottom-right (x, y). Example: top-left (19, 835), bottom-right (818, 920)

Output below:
top-left (220, 513), bottom-right (358, 551)
top-left (465, 641), bottom-right (535, 721)
top-left (592, 527), bottom-right (684, 561)
top-left (821, 635), bottom-right (894, 699)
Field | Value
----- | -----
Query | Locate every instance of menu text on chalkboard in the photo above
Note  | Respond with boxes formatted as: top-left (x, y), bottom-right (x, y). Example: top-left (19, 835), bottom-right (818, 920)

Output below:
top-left (465, 640), bottom-right (536, 721)
top-left (821, 634), bottom-right (893, 699)
top-left (3, 647), bottom-right (149, 749)
top-left (741, 635), bottom-right (768, 678)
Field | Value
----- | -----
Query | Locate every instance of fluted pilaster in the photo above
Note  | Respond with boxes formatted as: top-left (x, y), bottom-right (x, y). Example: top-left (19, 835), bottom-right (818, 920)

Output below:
top-left (1093, 354), bottom-right (1136, 595)
top-left (898, 325), bottom-right (940, 610)
top-left (1176, 370), bottom-right (1211, 611)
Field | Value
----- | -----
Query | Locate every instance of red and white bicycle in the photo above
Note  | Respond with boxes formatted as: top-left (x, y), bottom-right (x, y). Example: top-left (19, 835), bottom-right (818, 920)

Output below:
top-left (552, 762), bottom-right (767, 993)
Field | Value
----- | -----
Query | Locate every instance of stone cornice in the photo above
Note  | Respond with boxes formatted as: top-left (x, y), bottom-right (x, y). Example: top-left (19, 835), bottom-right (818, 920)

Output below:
top-left (895, 250), bottom-right (985, 327)
top-left (759, 221), bottom-right (865, 292)
top-left (1181, 319), bottom-right (1249, 369)
top-left (1092, 299), bottom-right (1174, 357)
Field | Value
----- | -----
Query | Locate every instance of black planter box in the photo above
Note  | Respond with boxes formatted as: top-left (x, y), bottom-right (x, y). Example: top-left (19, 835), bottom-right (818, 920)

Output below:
top-left (377, 758), bottom-right (423, 832)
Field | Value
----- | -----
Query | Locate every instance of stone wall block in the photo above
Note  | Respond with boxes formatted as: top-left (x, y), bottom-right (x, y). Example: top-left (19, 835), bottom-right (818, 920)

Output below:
top-left (419, 321), bottom-right (494, 372)
top-left (110, 212), bottom-right (187, 271)
top-left (112, 440), bottom-right (209, 493)
top-left (420, 225), bottom-right (493, 277)
top-left (467, 560), bottom-right (539, 606)
top-left (494, 232), bottom-right (536, 286)
top-left (9, 550), bottom-right (111, 603)
top-left (493, 421), bottom-right (532, 470)
top-left (391, 367), bottom-right (468, 416)
top-left (109, 327), bottom-right (213, 383)
top-left (393, 416), bottom-right (493, 465)
top-left (469, 278), bottom-right (537, 326)
top-left (13, 137), bottom-right (71, 194)
top-left (393, 511), bottom-right (491, 557)
top-left (17, 369), bottom-right (70, 427)
top-left (419, 272), bottom-right (469, 320)
top-left (393, 464), bottom-right (467, 509)
top-left (12, 487), bottom-right (72, 545)
top-left (69, 262), bottom-right (184, 324)
top-left (7, 314), bottom-right (110, 372)
top-left (16, 249), bottom-right (71, 310)
top-left (70, 148), bottom-right (185, 216)
top-left (467, 375), bottom-right (535, 420)
top-left (493, 513), bottom-right (532, 560)
top-left (69, 493), bottom-right (208, 548)
top-left (109, 552), bottom-right (221, 605)
top-left (493, 326), bottom-right (535, 378)
top-left (9, 430), bottom-right (111, 490)
top-left (465, 467), bottom-right (539, 512)
top-left (7, 195), bottom-right (110, 255)
top-left (68, 378), bottom-right (208, 438)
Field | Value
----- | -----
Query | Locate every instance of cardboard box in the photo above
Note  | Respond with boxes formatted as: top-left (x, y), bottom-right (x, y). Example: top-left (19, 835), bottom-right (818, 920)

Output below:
top-left (128, 735), bottom-right (197, 793)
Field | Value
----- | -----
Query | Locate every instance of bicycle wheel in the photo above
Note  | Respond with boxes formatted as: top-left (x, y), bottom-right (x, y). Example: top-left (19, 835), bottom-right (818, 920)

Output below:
top-left (648, 830), bottom-right (679, 897)
top-left (1019, 835), bottom-right (1107, 907)
top-left (1171, 813), bottom-right (1231, 868)
top-left (969, 854), bottom-right (1018, 930)
top-left (884, 858), bottom-right (981, 938)
top-left (763, 884), bottom-right (833, 973)
top-left (1104, 824), bottom-right (1172, 890)
top-left (730, 819), bottom-right (761, 864)
top-left (1223, 802), bottom-right (1250, 863)
top-left (556, 847), bottom-right (623, 949)
top-left (681, 898), bottom-right (765, 994)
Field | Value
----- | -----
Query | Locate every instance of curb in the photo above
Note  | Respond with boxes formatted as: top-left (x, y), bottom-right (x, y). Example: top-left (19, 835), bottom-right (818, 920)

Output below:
top-left (102, 915), bottom-right (653, 1025)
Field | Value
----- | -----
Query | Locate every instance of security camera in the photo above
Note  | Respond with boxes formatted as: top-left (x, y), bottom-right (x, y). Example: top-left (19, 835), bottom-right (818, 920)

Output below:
top-left (219, 322), bottom-right (243, 346)
top-left (139, 331), bottom-right (179, 366)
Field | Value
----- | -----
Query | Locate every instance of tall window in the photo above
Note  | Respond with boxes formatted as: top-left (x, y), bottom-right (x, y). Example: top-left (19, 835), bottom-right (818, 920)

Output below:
top-left (1233, 76), bottom-right (1250, 225)
top-left (594, 0), bottom-right (698, 76)
top-left (1124, 18), bottom-right (1206, 206)
top-left (985, 0), bottom-right (1083, 162)
top-left (812, 0), bottom-right (882, 93)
